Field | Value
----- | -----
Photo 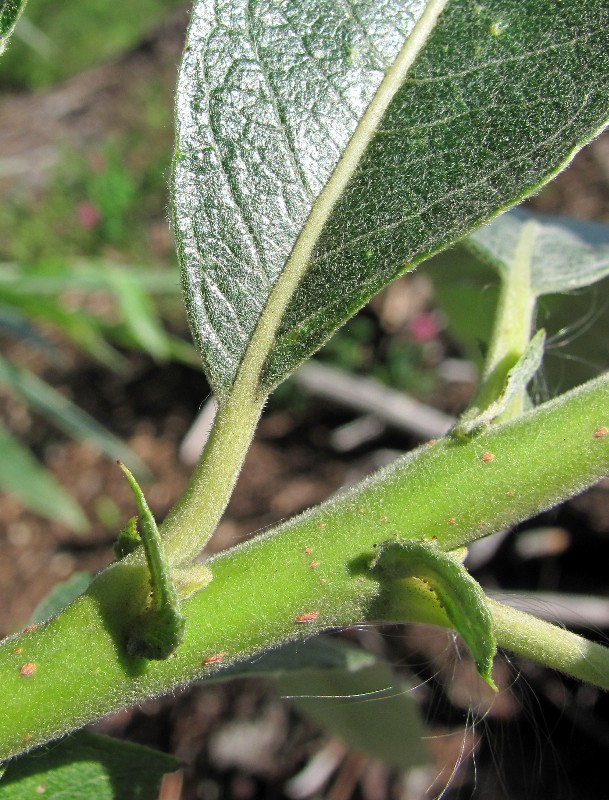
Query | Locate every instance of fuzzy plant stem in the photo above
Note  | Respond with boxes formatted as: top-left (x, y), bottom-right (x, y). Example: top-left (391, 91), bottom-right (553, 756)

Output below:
top-left (1, 372), bottom-right (608, 760)
top-left (473, 219), bottom-right (538, 420)
top-left (160, 390), bottom-right (265, 565)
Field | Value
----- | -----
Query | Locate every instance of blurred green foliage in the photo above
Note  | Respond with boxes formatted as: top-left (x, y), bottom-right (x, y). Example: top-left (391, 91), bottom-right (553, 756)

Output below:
top-left (0, 0), bottom-right (185, 90)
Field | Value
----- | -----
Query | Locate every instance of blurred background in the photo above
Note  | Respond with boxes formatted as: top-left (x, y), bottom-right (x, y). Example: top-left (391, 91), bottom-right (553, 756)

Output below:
top-left (2, 2), bottom-right (609, 798)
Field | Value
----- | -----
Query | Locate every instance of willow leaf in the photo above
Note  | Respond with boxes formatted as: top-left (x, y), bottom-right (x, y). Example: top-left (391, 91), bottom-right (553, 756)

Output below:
top-left (0, 0), bottom-right (27, 55)
top-left (173, 0), bottom-right (609, 401)
top-left (465, 209), bottom-right (609, 297)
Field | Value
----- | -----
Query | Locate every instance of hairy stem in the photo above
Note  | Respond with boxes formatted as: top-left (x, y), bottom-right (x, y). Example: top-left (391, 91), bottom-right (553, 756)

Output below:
top-left (160, 390), bottom-right (265, 564)
top-left (376, 582), bottom-right (609, 690)
top-left (474, 219), bottom-right (538, 420)
top-left (1, 372), bottom-right (608, 759)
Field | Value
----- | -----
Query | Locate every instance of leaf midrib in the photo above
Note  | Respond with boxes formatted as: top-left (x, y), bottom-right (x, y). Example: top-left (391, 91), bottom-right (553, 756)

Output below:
top-left (228, 0), bottom-right (450, 404)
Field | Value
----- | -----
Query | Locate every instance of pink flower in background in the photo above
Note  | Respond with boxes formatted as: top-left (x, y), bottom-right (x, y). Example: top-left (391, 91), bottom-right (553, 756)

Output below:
top-left (407, 312), bottom-right (441, 343)
top-left (76, 201), bottom-right (101, 230)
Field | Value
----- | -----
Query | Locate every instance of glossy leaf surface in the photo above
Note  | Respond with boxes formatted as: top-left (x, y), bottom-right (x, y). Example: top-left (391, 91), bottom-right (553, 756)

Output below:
top-left (174, 0), bottom-right (609, 400)
top-left (0, 0), bottom-right (26, 54)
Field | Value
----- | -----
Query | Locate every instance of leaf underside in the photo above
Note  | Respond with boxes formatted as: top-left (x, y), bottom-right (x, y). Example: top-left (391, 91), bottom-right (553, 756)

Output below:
top-left (0, 0), bottom-right (27, 53)
top-left (465, 208), bottom-right (609, 297)
top-left (174, 0), bottom-right (609, 400)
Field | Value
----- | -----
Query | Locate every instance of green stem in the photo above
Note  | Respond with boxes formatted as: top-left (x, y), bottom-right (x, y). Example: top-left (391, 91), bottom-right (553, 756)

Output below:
top-left (1, 372), bottom-right (608, 759)
top-left (160, 390), bottom-right (265, 565)
top-left (489, 599), bottom-right (609, 689)
top-left (474, 220), bottom-right (539, 420)
top-left (376, 582), bottom-right (609, 690)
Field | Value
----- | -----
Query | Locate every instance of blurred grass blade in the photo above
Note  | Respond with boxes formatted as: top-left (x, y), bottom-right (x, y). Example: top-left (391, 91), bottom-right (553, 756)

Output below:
top-left (0, 261), bottom-right (181, 296)
top-left (0, 0), bottom-right (27, 55)
top-left (0, 425), bottom-right (87, 531)
top-left (103, 267), bottom-right (171, 361)
top-left (0, 292), bottom-right (125, 369)
top-left (0, 354), bottom-right (148, 476)
top-left (0, 259), bottom-right (184, 368)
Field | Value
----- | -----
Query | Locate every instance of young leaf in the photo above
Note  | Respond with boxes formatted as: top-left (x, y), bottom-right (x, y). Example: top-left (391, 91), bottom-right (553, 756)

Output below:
top-left (465, 209), bottom-right (609, 297)
top-left (0, 0), bottom-right (27, 55)
top-left (113, 515), bottom-right (141, 559)
top-left (455, 327), bottom-right (546, 435)
top-left (174, 0), bottom-right (609, 402)
top-left (371, 538), bottom-right (497, 689)
top-left (119, 463), bottom-right (186, 659)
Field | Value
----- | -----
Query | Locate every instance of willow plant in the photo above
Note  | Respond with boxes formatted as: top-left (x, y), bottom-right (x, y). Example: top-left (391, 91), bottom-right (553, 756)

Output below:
top-left (2, 0), bottom-right (609, 793)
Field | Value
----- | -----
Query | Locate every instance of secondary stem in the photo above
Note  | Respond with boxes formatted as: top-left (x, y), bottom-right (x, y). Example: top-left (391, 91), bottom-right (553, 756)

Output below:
top-left (160, 389), bottom-right (265, 565)
top-left (489, 599), bottom-right (609, 689)
top-left (377, 582), bottom-right (609, 690)
top-left (474, 219), bottom-right (538, 420)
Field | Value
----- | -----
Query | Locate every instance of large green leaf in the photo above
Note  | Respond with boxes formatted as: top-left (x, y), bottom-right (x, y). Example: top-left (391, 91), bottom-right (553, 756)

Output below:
top-left (173, 0), bottom-right (609, 402)
top-left (0, 0), bottom-right (27, 55)
top-left (0, 732), bottom-right (178, 800)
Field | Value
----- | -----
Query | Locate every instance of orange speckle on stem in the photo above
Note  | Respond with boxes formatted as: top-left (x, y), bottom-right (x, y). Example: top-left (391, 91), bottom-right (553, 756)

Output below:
top-left (594, 426), bottom-right (608, 439)
top-left (507, 490), bottom-right (515, 497)
top-left (22, 734), bottom-right (32, 743)
top-left (203, 652), bottom-right (226, 666)
top-left (448, 517), bottom-right (456, 525)
top-left (319, 578), bottom-right (327, 586)
top-left (294, 611), bottom-right (320, 624)
top-left (318, 522), bottom-right (326, 529)
top-left (23, 624), bottom-right (39, 634)
top-left (20, 662), bottom-right (37, 677)
top-left (481, 451), bottom-right (495, 463)
top-left (379, 515), bottom-right (389, 523)
top-left (13, 647), bottom-right (22, 655)
top-left (303, 547), bottom-right (313, 555)
top-left (309, 560), bottom-right (320, 569)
